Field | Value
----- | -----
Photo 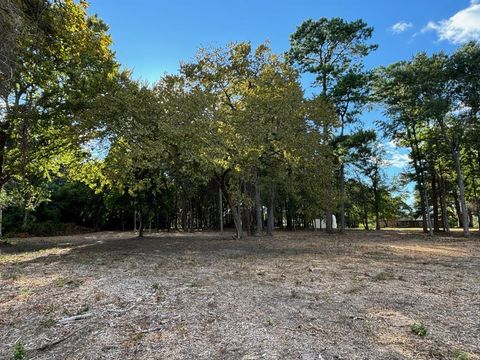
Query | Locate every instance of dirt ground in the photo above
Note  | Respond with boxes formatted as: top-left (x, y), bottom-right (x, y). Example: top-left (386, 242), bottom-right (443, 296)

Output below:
top-left (0, 229), bottom-right (479, 360)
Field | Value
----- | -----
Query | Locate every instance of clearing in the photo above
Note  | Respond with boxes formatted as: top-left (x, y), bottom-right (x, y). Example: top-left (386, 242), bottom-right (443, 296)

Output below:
top-left (0, 230), bottom-right (479, 359)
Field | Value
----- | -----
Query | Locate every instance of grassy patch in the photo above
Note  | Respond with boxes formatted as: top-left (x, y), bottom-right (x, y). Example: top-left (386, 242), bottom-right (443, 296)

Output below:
top-left (1, 271), bottom-right (19, 281)
top-left (19, 288), bottom-right (30, 299)
top-left (453, 350), bottom-right (470, 360)
top-left (11, 342), bottom-right (26, 360)
top-left (55, 277), bottom-right (65, 287)
top-left (41, 317), bottom-right (55, 328)
top-left (373, 271), bottom-right (394, 281)
top-left (411, 322), bottom-right (428, 337)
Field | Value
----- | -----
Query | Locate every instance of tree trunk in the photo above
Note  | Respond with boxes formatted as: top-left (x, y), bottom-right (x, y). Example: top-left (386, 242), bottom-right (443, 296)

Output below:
top-left (453, 190), bottom-right (462, 228)
top-left (189, 198), bottom-right (193, 233)
top-left (422, 186), bottom-right (433, 236)
top-left (286, 198), bottom-right (293, 231)
top-left (325, 211), bottom-right (333, 232)
top-left (339, 163), bottom-right (346, 232)
top-left (439, 175), bottom-right (450, 234)
top-left (407, 126), bottom-right (428, 233)
top-left (216, 173), bottom-right (243, 239)
top-left (267, 186), bottom-right (275, 236)
top-left (138, 210), bottom-right (144, 237)
top-left (364, 210), bottom-right (369, 231)
top-left (134, 209), bottom-right (137, 232)
top-left (453, 149), bottom-right (470, 237)
top-left (362, 191), bottom-right (369, 230)
top-left (218, 187), bottom-right (223, 233)
top-left (279, 202), bottom-right (284, 229)
top-left (431, 170), bottom-right (440, 232)
top-left (254, 171), bottom-right (262, 236)
top-left (373, 182), bottom-right (380, 231)
top-left (23, 209), bottom-right (29, 227)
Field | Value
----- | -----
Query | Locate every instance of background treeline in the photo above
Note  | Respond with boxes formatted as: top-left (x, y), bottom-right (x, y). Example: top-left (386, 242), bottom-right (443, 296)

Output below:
top-left (0, 0), bottom-right (478, 238)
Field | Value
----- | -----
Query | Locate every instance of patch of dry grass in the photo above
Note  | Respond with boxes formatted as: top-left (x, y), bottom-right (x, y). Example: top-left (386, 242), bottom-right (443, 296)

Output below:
top-left (0, 230), bottom-right (479, 359)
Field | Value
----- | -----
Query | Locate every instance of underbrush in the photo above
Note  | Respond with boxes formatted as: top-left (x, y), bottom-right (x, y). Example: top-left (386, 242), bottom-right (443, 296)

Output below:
top-left (5, 222), bottom-right (92, 238)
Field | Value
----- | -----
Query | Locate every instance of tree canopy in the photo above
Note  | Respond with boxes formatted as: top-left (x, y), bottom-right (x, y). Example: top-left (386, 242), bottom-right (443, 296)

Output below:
top-left (1, 3), bottom-right (479, 238)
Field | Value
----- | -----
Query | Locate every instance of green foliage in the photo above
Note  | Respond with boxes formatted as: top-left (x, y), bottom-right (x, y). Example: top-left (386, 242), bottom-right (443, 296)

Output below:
top-left (3, 2), bottom-right (477, 239)
top-left (0, 0), bottom-right (119, 233)
top-left (453, 351), bottom-right (470, 360)
top-left (20, 221), bottom-right (67, 237)
top-left (11, 342), bottom-right (26, 360)
top-left (288, 17), bottom-right (377, 89)
top-left (376, 42), bottom-right (480, 236)
top-left (411, 322), bottom-right (428, 337)
top-left (373, 271), bottom-right (394, 281)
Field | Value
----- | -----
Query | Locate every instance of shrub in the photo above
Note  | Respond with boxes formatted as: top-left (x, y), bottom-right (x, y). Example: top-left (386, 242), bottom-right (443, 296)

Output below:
top-left (373, 271), bottom-right (394, 281)
top-left (11, 342), bottom-right (26, 360)
top-left (411, 322), bottom-right (428, 337)
top-left (20, 221), bottom-right (67, 236)
top-left (453, 351), bottom-right (469, 360)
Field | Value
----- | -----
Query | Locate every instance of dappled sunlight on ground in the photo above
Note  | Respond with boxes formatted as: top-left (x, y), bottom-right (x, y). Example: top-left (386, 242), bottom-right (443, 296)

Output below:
top-left (387, 244), bottom-right (471, 257)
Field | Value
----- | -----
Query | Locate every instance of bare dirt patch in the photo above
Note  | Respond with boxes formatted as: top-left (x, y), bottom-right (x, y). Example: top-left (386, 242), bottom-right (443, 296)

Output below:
top-left (1, 230), bottom-right (479, 359)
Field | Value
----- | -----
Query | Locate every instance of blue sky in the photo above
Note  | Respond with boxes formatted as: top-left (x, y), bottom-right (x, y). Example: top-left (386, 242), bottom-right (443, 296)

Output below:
top-left (87, 0), bottom-right (480, 203)
top-left (88, 1), bottom-right (477, 81)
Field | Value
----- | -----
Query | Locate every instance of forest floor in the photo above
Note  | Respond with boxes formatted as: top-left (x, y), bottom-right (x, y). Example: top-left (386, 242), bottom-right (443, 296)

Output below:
top-left (0, 229), bottom-right (479, 360)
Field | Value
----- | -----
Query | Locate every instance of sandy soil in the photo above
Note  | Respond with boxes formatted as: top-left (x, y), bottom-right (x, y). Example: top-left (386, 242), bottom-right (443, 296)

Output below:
top-left (0, 230), bottom-right (479, 360)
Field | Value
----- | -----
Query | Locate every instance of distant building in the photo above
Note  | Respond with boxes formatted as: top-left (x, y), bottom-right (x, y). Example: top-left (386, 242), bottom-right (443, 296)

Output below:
top-left (314, 216), bottom-right (337, 230)
top-left (385, 217), bottom-right (424, 228)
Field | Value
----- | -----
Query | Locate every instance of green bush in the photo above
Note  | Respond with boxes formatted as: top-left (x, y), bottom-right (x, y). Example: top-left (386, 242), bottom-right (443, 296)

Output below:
top-left (411, 322), bottom-right (428, 337)
top-left (11, 342), bottom-right (26, 360)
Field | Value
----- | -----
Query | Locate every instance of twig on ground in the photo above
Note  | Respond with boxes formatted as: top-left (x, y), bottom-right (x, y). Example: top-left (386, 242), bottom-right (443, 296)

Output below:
top-left (36, 324), bottom-right (88, 351)
top-left (134, 324), bottom-right (164, 334)
top-left (58, 313), bottom-right (93, 324)
top-left (107, 304), bottom-right (136, 313)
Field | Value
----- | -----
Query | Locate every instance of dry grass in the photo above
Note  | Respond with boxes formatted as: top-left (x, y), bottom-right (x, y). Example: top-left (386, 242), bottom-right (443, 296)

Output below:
top-left (0, 229), bottom-right (479, 359)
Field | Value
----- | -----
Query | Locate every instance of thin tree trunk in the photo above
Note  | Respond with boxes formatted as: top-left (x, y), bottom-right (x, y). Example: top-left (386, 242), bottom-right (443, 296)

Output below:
top-left (431, 170), bottom-right (440, 232)
top-left (453, 190), bottom-right (462, 228)
top-left (407, 126), bottom-right (428, 233)
top-left (138, 210), bottom-right (144, 237)
top-left (189, 198), bottom-right (193, 233)
top-left (216, 173), bottom-right (243, 239)
top-left (439, 175), bottom-right (450, 234)
top-left (339, 163), bottom-right (346, 232)
top-left (279, 202), bottom-right (283, 229)
top-left (422, 186), bottom-right (433, 236)
top-left (218, 187), bottom-right (223, 233)
top-left (364, 209), bottom-right (369, 231)
top-left (286, 198), bottom-right (293, 231)
top-left (453, 149), bottom-right (470, 237)
top-left (326, 211), bottom-right (333, 232)
top-left (254, 170), bottom-right (262, 235)
top-left (23, 209), bottom-right (29, 227)
top-left (267, 186), bottom-right (275, 236)
top-left (373, 184), bottom-right (380, 231)
top-left (134, 209), bottom-right (137, 232)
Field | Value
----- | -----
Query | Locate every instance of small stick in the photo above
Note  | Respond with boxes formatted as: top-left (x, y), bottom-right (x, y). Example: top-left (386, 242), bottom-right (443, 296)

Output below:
top-left (134, 325), bottom-right (164, 334)
top-left (58, 313), bottom-right (93, 324)
top-left (37, 324), bottom-right (88, 351)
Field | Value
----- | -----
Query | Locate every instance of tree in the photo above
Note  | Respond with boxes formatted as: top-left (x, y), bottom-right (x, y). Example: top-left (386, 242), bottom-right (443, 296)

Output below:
top-left (288, 17), bottom-right (377, 232)
top-left (179, 42), bottom-right (310, 238)
top-left (0, 0), bottom-right (118, 235)
top-left (349, 130), bottom-right (386, 230)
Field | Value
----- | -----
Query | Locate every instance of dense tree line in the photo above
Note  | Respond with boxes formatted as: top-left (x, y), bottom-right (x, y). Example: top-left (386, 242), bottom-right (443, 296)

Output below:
top-left (1, 1), bottom-right (478, 238)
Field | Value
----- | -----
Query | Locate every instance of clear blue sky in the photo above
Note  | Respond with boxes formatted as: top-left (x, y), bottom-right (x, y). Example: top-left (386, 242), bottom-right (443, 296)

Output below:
top-left (87, 0), bottom-right (475, 81)
top-left (86, 0), bottom-right (480, 203)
